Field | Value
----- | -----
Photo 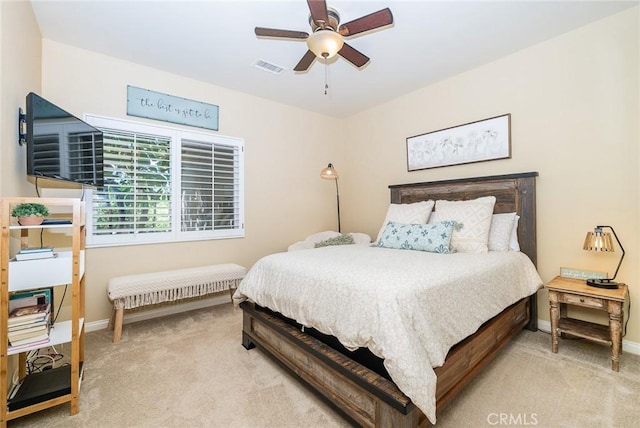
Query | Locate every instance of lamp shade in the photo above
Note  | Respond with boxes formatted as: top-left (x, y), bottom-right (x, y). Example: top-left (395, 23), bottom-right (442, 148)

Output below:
top-left (583, 225), bottom-right (624, 289)
top-left (307, 30), bottom-right (344, 59)
top-left (583, 228), bottom-right (614, 252)
top-left (320, 163), bottom-right (338, 179)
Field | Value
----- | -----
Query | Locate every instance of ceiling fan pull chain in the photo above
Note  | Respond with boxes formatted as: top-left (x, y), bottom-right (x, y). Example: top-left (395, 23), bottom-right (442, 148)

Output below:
top-left (324, 57), bottom-right (329, 95)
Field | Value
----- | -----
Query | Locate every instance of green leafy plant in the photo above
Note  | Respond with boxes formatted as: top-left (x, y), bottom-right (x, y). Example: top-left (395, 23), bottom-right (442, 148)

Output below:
top-left (10, 203), bottom-right (50, 218)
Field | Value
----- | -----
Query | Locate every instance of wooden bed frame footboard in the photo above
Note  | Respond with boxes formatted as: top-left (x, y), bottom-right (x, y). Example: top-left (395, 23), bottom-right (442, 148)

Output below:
top-left (241, 296), bottom-right (531, 427)
top-left (240, 172), bottom-right (539, 427)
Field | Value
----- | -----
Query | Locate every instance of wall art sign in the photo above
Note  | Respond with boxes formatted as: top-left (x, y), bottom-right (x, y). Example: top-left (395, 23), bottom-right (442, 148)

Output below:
top-left (406, 113), bottom-right (511, 171)
top-left (126, 85), bottom-right (219, 131)
top-left (559, 267), bottom-right (607, 280)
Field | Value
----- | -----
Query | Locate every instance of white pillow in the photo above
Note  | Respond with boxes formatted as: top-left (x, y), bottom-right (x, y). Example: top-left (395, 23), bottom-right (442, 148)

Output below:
top-left (510, 215), bottom-right (521, 251)
top-left (488, 213), bottom-right (517, 251)
top-left (375, 200), bottom-right (435, 243)
top-left (431, 196), bottom-right (496, 253)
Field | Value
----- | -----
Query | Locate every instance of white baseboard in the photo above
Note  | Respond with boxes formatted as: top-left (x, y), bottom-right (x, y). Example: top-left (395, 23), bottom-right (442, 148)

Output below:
top-left (87, 310), bottom-right (640, 356)
top-left (85, 294), bottom-right (232, 333)
top-left (535, 319), bottom-right (551, 333)
top-left (537, 319), bottom-right (640, 356)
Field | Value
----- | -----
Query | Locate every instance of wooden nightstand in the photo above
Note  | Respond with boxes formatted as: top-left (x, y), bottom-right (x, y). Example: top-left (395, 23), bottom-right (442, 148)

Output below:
top-left (545, 276), bottom-right (628, 371)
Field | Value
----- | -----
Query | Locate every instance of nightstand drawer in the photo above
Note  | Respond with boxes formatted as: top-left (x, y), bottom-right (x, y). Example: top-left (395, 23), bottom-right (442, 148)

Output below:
top-left (558, 293), bottom-right (604, 309)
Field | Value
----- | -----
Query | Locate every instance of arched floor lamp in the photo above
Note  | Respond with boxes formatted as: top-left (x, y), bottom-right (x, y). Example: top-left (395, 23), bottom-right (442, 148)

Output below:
top-left (320, 163), bottom-right (340, 233)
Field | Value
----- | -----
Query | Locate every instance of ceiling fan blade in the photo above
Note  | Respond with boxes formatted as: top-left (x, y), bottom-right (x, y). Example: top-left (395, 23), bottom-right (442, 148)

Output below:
top-left (307, 0), bottom-right (329, 27)
top-left (339, 8), bottom-right (394, 37)
top-left (338, 43), bottom-right (370, 68)
top-left (294, 50), bottom-right (317, 72)
top-left (255, 27), bottom-right (309, 39)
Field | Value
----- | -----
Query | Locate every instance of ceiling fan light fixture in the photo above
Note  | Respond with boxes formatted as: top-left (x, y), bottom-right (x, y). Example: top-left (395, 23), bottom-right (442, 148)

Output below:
top-left (307, 29), bottom-right (344, 59)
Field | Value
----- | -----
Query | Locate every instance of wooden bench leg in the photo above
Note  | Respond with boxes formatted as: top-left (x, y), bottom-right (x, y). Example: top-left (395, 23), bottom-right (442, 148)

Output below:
top-left (112, 307), bottom-right (124, 344)
top-left (107, 306), bottom-right (115, 331)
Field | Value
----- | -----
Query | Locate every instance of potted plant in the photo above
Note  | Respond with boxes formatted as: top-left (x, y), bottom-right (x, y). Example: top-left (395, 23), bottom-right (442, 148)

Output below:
top-left (11, 203), bottom-right (50, 226)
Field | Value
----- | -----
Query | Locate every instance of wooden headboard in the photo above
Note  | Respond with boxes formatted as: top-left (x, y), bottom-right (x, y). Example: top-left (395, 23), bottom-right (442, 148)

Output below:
top-left (388, 172), bottom-right (538, 267)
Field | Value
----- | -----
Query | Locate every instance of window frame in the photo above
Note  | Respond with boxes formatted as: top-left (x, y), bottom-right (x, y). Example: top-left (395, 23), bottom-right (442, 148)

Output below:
top-left (84, 114), bottom-right (244, 248)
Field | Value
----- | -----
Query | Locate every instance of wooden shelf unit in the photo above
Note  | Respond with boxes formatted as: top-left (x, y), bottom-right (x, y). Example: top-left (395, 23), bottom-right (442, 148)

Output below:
top-left (0, 197), bottom-right (86, 426)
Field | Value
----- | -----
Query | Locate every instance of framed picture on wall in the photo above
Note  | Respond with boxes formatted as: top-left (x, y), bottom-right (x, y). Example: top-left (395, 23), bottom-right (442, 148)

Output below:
top-left (406, 113), bottom-right (511, 171)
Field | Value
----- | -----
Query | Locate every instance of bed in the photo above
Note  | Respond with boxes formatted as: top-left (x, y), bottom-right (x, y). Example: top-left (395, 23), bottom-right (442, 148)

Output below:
top-left (235, 172), bottom-right (541, 427)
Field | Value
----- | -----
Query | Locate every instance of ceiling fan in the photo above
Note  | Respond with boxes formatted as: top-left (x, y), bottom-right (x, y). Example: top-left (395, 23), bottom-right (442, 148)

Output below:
top-left (255, 0), bottom-right (394, 72)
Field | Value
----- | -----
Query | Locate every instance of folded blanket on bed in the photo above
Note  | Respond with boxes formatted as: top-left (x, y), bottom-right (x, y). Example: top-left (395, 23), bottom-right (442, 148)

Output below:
top-left (287, 231), bottom-right (372, 251)
top-left (234, 245), bottom-right (542, 423)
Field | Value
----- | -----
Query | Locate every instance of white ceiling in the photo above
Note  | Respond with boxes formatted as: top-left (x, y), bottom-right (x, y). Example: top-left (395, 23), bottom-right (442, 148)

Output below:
top-left (30, 0), bottom-right (637, 118)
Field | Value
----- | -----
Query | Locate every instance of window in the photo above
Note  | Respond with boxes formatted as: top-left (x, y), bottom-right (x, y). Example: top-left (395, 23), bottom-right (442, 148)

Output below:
top-left (84, 115), bottom-right (244, 247)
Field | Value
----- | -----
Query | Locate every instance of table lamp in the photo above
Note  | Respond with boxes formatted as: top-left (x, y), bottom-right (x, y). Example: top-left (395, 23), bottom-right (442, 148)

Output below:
top-left (583, 225), bottom-right (624, 289)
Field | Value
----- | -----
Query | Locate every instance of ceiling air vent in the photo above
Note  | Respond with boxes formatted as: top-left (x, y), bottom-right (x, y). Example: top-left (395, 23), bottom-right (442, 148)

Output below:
top-left (254, 59), bottom-right (285, 75)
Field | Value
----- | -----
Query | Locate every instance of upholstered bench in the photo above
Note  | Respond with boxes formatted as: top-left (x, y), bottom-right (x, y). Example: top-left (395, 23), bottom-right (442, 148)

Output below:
top-left (107, 263), bottom-right (246, 343)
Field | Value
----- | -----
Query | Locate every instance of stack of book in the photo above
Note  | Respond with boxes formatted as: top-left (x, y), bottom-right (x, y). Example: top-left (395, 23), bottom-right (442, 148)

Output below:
top-left (7, 303), bottom-right (51, 350)
top-left (15, 247), bottom-right (55, 261)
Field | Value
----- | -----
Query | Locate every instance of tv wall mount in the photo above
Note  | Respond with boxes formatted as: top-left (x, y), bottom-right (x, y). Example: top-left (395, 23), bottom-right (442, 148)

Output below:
top-left (18, 108), bottom-right (26, 146)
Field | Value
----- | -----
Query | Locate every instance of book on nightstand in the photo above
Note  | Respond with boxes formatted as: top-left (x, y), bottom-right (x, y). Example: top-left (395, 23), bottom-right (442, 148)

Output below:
top-left (8, 324), bottom-right (48, 340)
top-left (8, 332), bottom-right (50, 348)
top-left (8, 338), bottom-right (51, 352)
top-left (7, 319), bottom-right (48, 332)
top-left (9, 288), bottom-right (54, 327)
top-left (8, 303), bottom-right (50, 324)
top-left (7, 303), bottom-right (51, 348)
top-left (14, 250), bottom-right (55, 261)
top-left (16, 247), bottom-right (53, 254)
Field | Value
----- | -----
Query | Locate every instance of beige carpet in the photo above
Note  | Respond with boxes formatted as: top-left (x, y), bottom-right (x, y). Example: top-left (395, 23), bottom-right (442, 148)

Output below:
top-left (8, 303), bottom-right (639, 427)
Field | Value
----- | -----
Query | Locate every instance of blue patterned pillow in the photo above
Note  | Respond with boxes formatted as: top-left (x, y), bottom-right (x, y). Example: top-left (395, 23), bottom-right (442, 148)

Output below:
top-left (376, 221), bottom-right (458, 253)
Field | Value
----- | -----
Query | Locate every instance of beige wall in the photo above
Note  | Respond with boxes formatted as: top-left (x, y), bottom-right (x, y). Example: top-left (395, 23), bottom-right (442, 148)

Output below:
top-left (0, 0), bottom-right (44, 388)
top-left (342, 8), bottom-right (640, 344)
top-left (0, 0), bottom-right (42, 197)
top-left (35, 40), bottom-right (343, 322)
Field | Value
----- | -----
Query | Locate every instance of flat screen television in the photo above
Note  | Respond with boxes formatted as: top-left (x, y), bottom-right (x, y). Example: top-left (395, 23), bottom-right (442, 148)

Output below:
top-left (26, 92), bottom-right (104, 188)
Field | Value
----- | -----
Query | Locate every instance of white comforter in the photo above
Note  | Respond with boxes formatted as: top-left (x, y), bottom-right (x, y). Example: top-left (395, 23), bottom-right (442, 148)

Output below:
top-left (233, 245), bottom-right (543, 423)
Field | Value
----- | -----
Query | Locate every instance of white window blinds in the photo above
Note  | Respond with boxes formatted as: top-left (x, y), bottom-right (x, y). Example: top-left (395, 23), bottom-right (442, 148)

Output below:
top-left (84, 115), bottom-right (244, 247)
top-left (93, 129), bottom-right (172, 238)
top-left (180, 139), bottom-right (241, 233)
